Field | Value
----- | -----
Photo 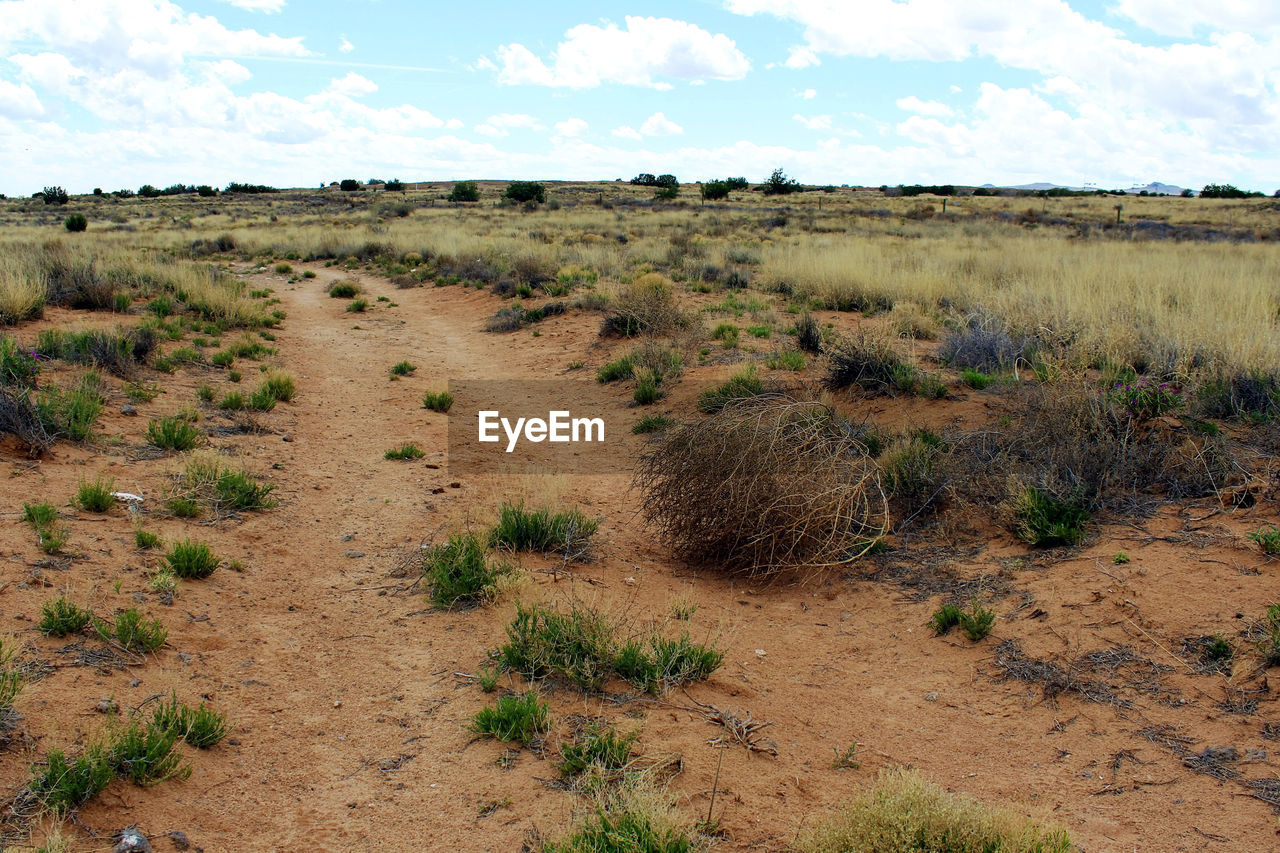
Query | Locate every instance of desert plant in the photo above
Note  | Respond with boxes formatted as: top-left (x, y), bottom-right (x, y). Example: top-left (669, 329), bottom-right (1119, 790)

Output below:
top-left (825, 335), bottom-right (918, 396)
top-left (795, 312), bottom-right (822, 353)
top-left (390, 360), bottom-right (416, 377)
top-left (558, 721), bottom-right (639, 778)
top-left (542, 788), bottom-right (696, 853)
top-left (0, 337), bottom-right (41, 387)
top-left (422, 390), bottom-right (454, 413)
top-left (151, 692), bottom-right (227, 749)
top-left (26, 744), bottom-right (116, 816)
top-left (601, 274), bottom-right (683, 338)
top-left (697, 366), bottom-right (765, 413)
top-left (219, 391), bottom-right (245, 410)
top-left (504, 181), bottom-right (546, 204)
top-left (39, 597), bottom-right (92, 637)
top-left (160, 540), bottom-right (220, 580)
top-left (385, 443), bottom-right (425, 460)
top-left (147, 415), bottom-right (202, 450)
top-left (75, 475), bottom-right (115, 512)
top-left (247, 387), bottom-right (276, 411)
top-left (797, 767), bottom-right (1071, 853)
top-left (261, 371), bottom-right (296, 402)
top-left (63, 213), bottom-right (87, 233)
top-left (109, 719), bottom-right (189, 787)
top-left (767, 349), bottom-right (805, 371)
top-left (633, 367), bottom-right (663, 405)
top-left (762, 167), bottom-right (799, 195)
top-left (1110, 378), bottom-right (1183, 422)
top-left (490, 502), bottom-right (598, 555)
top-left (633, 414), bottom-right (675, 434)
top-left (346, 299), bottom-right (368, 313)
top-left (423, 532), bottom-right (508, 607)
top-left (469, 692), bottom-right (550, 745)
top-left (448, 181), bottom-right (480, 202)
top-left (95, 608), bottom-right (167, 652)
top-left (497, 602), bottom-right (616, 692)
top-left (35, 381), bottom-right (102, 442)
top-left (1248, 525), bottom-right (1280, 555)
top-left (328, 280), bottom-right (361, 298)
top-left (635, 397), bottom-right (887, 576)
top-left (613, 631), bottom-right (722, 694)
top-left (1013, 486), bottom-right (1090, 546)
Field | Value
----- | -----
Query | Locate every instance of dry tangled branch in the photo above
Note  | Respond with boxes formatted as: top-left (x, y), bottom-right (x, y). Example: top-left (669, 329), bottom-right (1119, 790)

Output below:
top-left (634, 396), bottom-right (887, 578)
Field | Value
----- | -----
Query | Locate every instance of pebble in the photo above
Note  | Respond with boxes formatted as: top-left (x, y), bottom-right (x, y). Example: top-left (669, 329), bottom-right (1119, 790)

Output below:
top-left (121, 405), bottom-right (137, 416)
top-left (168, 831), bottom-right (191, 851)
top-left (113, 827), bottom-right (152, 853)
top-left (344, 550), bottom-right (365, 559)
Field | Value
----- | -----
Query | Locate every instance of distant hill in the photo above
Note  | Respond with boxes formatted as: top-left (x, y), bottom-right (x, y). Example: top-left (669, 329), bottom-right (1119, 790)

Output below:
top-left (988, 180), bottom-right (1190, 195)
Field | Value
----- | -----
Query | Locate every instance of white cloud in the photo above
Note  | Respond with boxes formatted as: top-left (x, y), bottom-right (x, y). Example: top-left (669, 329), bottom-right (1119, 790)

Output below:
top-left (475, 113), bottom-right (544, 137)
top-left (797, 88), bottom-right (817, 99)
top-left (0, 79), bottom-right (44, 119)
top-left (338, 36), bottom-right (354, 54)
top-left (611, 125), bottom-right (642, 140)
top-left (793, 113), bottom-right (831, 130)
top-left (949, 85), bottom-right (962, 93)
top-left (783, 46), bottom-right (819, 68)
top-left (1112, 0), bottom-right (1280, 37)
top-left (494, 16), bottom-right (749, 89)
top-left (554, 118), bottom-right (589, 138)
top-left (218, 0), bottom-right (285, 12)
top-left (326, 72), bottom-right (377, 98)
top-left (640, 112), bottom-right (683, 136)
top-left (896, 96), bottom-right (953, 117)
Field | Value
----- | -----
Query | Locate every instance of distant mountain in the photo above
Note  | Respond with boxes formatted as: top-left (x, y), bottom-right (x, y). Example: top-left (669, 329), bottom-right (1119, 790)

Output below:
top-left (982, 180), bottom-right (1191, 195)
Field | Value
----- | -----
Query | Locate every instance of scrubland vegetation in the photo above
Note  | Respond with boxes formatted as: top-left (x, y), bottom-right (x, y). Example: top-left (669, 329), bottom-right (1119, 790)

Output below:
top-left (0, 178), bottom-right (1277, 850)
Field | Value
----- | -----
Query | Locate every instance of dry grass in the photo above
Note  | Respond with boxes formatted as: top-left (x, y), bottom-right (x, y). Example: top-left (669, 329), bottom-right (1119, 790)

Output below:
top-left (798, 767), bottom-right (1071, 853)
top-left (635, 396), bottom-right (887, 577)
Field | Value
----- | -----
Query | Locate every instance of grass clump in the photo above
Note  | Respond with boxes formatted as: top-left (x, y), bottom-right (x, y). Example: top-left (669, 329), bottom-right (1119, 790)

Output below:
top-left (423, 532), bottom-right (509, 608)
top-left (614, 632), bottom-right (723, 694)
top-left (931, 600), bottom-right (996, 642)
top-left (23, 500), bottom-right (58, 528)
top-left (960, 368), bottom-right (993, 390)
top-left (160, 540), bottom-right (220, 580)
top-left (498, 603), bottom-right (616, 692)
top-left (95, 608), bottom-right (167, 652)
top-left (39, 597), bottom-right (92, 637)
top-left (247, 386), bottom-right (276, 411)
top-left (422, 390), bottom-right (454, 413)
top-left (825, 335), bottom-right (919, 396)
top-left (25, 744), bottom-right (116, 816)
top-left (176, 455), bottom-right (276, 512)
top-left (490, 502), bottom-right (598, 556)
top-left (697, 367), bottom-right (765, 413)
top-left (542, 786), bottom-right (697, 853)
top-left (146, 416), bottom-right (202, 451)
top-left (633, 414), bottom-right (675, 434)
top-left (24, 500), bottom-right (69, 554)
top-left (35, 379), bottom-right (103, 442)
top-left (219, 391), bottom-right (245, 410)
top-left (109, 719), bottom-right (190, 787)
top-left (328, 279), bottom-right (361, 298)
top-left (261, 370), bottom-right (296, 402)
top-left (1260, 604), bottom-right (1280, 667)
top-left (797, 767), bottom-right (1071, 853)
top-left (1013, 486), bottom-right (1090, 547)
top-left (597, 354), bottom-right (635, 383)
top-left (766, 349), bottom-right (805, 371)
top-left (385, 443), bottom-right (425, 460)
top-left (346, 299), bottom-right (368, 313)
top-left (558, 721), bottom-right (639, 779)
top-left (390, 360), bottom-right (416, 377)
top-left (1249, 524), bottom-right (1280, 555)
top-left (151, 692), bottom-right (227, 749)
top-left (469, 692), bottom-right (550, 746)
top-left (75, 475), bottom-right (115, 512)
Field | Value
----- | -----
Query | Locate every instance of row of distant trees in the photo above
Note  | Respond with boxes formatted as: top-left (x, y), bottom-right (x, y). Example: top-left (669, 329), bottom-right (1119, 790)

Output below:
top-left (27, 177), bottom-right (1279, 206)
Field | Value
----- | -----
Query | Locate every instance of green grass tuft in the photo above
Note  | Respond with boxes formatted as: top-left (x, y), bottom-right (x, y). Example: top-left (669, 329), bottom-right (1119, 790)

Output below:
top-left (422, 390), bottom-right (454, 413)
top-left (423, 532), bottom-right (508, 608)
top-left (39, 597), bottom-right (92, 637)
top-left (75, 475), bottom-right (115, 512)
top-left (160, 540), bottom-right (220, 580)
top-left (147, 416), bottom-right (202, 451)
top-left (490, 502), bottom-right (598, 555)
top-left (469, 692), bottom-right (550, 746)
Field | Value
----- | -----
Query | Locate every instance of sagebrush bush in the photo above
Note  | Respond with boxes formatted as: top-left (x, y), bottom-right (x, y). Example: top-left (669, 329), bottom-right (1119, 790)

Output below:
top-left (636, 397), bottom-right (886, 576)
top-left (601, 274), bottom-right (683, 337)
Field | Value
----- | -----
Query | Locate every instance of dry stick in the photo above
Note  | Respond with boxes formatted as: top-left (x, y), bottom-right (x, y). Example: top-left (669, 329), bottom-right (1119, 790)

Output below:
top-left (706, 745), bottom-right (725, 825)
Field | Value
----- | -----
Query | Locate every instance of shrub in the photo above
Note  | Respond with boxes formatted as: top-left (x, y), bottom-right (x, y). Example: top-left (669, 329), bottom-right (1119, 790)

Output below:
top-left (1249, 525), bottom-right (1280, 555)
top-left (339, 179), bottom-right (361, 191)
top-left (219, 391), bottom-right (245, 410)
top-left (939, 311), bottom-right (1026, 373)
top-left (1110, 378), bottom-right (1182, 422)
top-left (960, 368), bottom-right (993, 389)
top-left (109, 719), bottom-right (189, 787)
top-left (63, 213), bottom-right (87, 233)
top-left (633, 367), bottom-right (663, 405)
top-left (767, 349), bottom-right (806, 371)
top-left (558, 722), bottom-right (639, 778)
top-left (75, 475), bottom-right (115, 512)
top-left (422, 390), bottom-right (454, 413)
top-left (600, 274), bottom-right (683, 337)
top-left (39, 597), bottom-right (92, 637)
top-left (261, 371), bottom-right (296, 402)
top-left (825, 335), bottom-right (917, 396)
top-left (469, 692), bottom-right (550, 745)
top-left (346, 299), bottom-right (368, 313)
top-left (613, 631), bottom-right (723, 694)
top-left (697, 366), bottom-right (765, 413)
top-left (390, 360), bottom-right (416, 377)
top-left (95, 608), bottom-right (167, 652)
top-left (168, 497), bottom-right (200, 518)
top-left (504, 181), bottom-right (546, 204)
top-left (762, 167), bottom-right (799, 195)
top-left (797, 767), bottom-right (1071, 853)
top-left (490, 501), bottom-right (598, 555)
top-left (498, 602), bottom-right (616, 691)
top-left (35, 381), bottom-right (102, 442)
top-left (448, 181), bottom-right (480, 202)
top-left (1013, 486), bottom-right (1090, 546)
top-left (151, 693), bottom-right (227, 749)
top-left (26, 744), bottom-right (116, 816)
top-left (147, 416), bottom-right (202, 450)
top-left (1197, 370), bottom-right (1280, 421)
top-left (636, 397), bottom-right (886, 576)
top-left (135, 529), bottom-right (161, 549)
top-left (328, 280), bottom-right (361, 298)
top-left (597, 355), bottom-right (636, 383)
top-left (160, 540), bottom-right (220, 580)
top-left (701, 180), bottom-right (733, 201)
top-left (385, 443), bottom-right (425, 460)
top-left (542, 791), bottom-right (695, 853)
top-left (423, 532), bottom-right (507, 607)
top-left (247, 386), bottom-right (276, 411)
top-left (41, 186), bottom-right (69, 205)
top-left (0, 387), bottom-right (53, 453)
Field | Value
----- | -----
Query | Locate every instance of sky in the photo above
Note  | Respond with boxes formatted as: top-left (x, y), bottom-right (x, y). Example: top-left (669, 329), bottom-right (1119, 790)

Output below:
top-left (1, 0), bottom-right (1278, 195)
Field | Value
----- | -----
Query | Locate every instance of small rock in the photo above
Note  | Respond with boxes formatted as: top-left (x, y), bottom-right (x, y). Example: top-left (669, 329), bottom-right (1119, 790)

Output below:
top-left (340, 533), bottom-right (355, 542)
top-left (754, 648), bottom-right (766, 658)
top-left (449, 481), bottom-right (461, 489)
top-left (226, 737), bottom-right (240, 746)
top-left (168, 831), bottom-right (191, 851)
top-left (282, 433), bottom-right (294, 443)
top-left (624, 576), bottom-right (637, 585)
top-left (130, 679), bottom-right (141, 688)
top-left (113, 827), bottom-right (152, 853)
top-left (344, 550), bottom-right (365, 559)
top-left (924, 691), bottom-right (939, 702)
top-left (121, 405), bottom-right (137, 417)
top-left (95, 697), bottom-right (119, 714)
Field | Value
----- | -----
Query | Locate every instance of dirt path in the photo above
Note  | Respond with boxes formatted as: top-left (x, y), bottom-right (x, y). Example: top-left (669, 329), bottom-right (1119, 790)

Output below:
top-left (5, 266), bottom-right (1277, 852)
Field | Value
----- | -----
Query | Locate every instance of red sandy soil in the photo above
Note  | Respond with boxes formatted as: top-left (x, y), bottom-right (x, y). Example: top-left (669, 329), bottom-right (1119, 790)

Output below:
top-left (1, 265), bottom-right (1277, 852)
